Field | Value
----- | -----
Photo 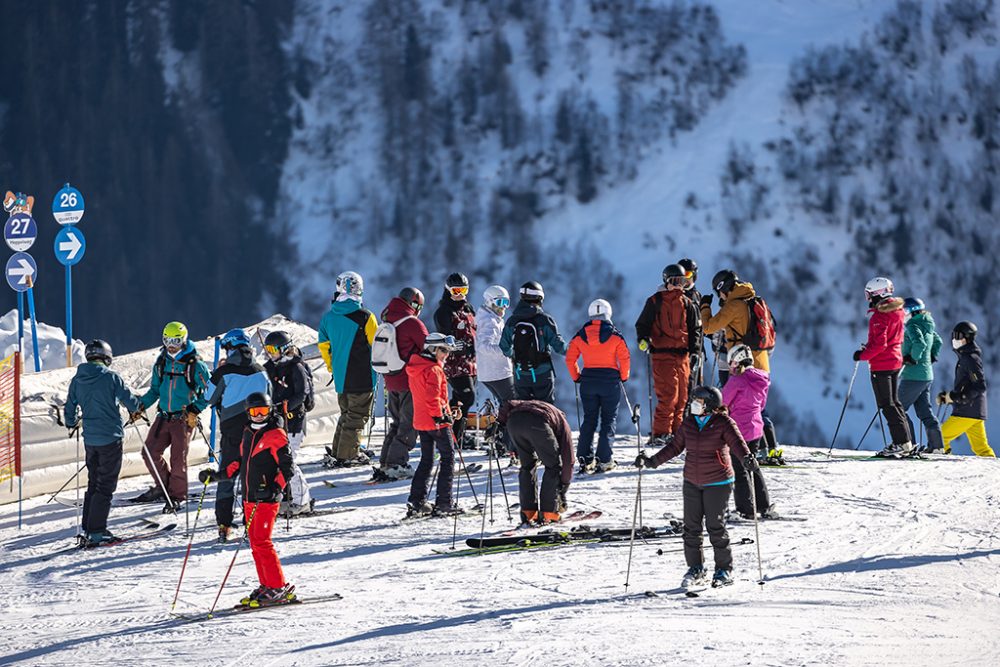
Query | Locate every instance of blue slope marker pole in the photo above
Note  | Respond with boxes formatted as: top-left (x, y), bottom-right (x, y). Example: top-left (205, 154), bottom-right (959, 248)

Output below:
top-left (207, 337), bottom-right (221, 463)
top-left (65, 265), bottom-right (73, 367)
top-left (26, 279), bottom-right (40, 372)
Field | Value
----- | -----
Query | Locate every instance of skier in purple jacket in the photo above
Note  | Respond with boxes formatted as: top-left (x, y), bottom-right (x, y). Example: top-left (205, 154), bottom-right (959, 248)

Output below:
top-left (720, 345), bottom-right (777, 519)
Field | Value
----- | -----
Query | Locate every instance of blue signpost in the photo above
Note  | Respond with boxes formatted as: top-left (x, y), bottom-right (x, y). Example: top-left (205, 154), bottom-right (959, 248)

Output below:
top-left (52, 184), bottom-right (86, 367)
top-left (6, 252), bottom-right (40, 371)
top-left (4, 212), bottom-right (37, 357)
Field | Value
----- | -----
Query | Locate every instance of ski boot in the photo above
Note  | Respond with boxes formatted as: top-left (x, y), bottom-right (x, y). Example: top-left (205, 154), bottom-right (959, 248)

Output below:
top-left (240, 585), bottom-right (265, 606)
top-left (577, 458), bottom-right (596, 474)
top-left (321, 446), bottom-right (339, 469)
top-left (82, 530), bottom-right (119, 548)
top-left (286, 498), bottom-right (316, 517)
top-left (760, 504), bottom-right (781, 520)
top-left (162, 498), bottom-right (184, 514)
top-left (763, 448), bottom-right (786, 466)
top-left (218, 524), bottom-right (233, 543)
top-left (431, 504), bottom-right (465, 518)
top-left (385, 464), bottom-right (415, 481)
top-left (405, 501), bottom-right (433, 519)
top-left (130, 487), bottom-right (164, 503)
top-left (711, 568), bottom-right (733, 588)
top-left (595, 460), bottom-right (617, 473)
top-left (876, 443), bottom-right (904, 458)
top-left (681, 566), bottom-right (707, 588)
top-left (250, 584), bottom-right (296, 608)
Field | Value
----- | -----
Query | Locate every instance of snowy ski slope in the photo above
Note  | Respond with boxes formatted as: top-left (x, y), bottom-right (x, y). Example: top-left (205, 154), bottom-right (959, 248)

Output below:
top-left (1, 436), bottom-right (997, 666)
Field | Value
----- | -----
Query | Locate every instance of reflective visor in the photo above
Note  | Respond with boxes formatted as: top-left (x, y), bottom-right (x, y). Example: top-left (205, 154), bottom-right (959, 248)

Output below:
top-left (163, 335), bottom-right (186, 349)
top-left (492, 297), bottom-right (511, 309)
top-left (265, 344), bottom-right (282, 357)
top-left (448, 285), bottom-right (469, 297)
top-left (247, 405), bottom-right (271, 418)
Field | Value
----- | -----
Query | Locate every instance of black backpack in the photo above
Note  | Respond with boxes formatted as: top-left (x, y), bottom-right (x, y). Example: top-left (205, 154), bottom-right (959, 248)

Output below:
top-left (512, 317), bottom-right (548, 368)
top-left (300, 361), bottom-right (316, 412)
top-left (155, 349), bottom-right (200, 391)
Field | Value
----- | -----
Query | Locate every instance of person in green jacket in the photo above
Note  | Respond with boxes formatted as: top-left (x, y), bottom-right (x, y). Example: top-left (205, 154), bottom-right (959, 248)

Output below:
top-left (898, 298), bottom-right (944, 452)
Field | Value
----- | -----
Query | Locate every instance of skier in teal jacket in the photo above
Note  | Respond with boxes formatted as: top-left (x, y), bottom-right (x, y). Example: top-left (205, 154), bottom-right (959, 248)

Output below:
top-left (898, 298), bottom-right (944, 452)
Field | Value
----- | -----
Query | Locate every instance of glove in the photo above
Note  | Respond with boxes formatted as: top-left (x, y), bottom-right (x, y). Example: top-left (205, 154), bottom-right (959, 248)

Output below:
top-left (638, 339), bottom-right (650, 353)
top-left (700, 294), bottom-right (713, 307)
top-left (557, 484), bottom-right (569, 513)
top-left (930, 355), bottom-right (938, 364)
top-left (852, 349), bottom-right (863, 362)
top-left (433, 413), bottom-right (453, 425)
top-left (936, 391), bottom-right (953, 406)
top-left (185, 410), bottom-right (200, 429)
top-left (226, 460), bottom-right (240, 478)
top-left (743, 456), bottom-right (760, 472)
top-left (128, 410), bottom-right (147, 425)
top-left (634, 453), bottom-right (653, 469)
top-left (903, 355), bottom-right (916, 366)
top-left (198, 469), bottom-right (218, 484)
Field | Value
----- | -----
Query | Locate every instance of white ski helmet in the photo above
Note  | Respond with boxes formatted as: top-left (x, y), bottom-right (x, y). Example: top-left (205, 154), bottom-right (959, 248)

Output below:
top-left (483, 285), bottom-right (510, 312)
top-left (588, 298), bottom-right (613, 321)
top-left (336, 271), bottom-right (364, 298)
top-left (727, 344), bottom-right (753, 368)
top-left (424, 332), bottom-right (458, 353)
top-left (864, 277), bottom-right (894, 301)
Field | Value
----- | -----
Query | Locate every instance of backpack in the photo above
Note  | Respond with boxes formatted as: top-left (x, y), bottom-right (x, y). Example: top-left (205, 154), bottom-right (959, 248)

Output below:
top-left (740, 296), bottom-right (777, 351)
top-left (512, 318), bottom-right (548, 368)
top-left (371, 315), bottom-right (417, 375)
top-left (299, 361), bottom-right (316, 412)
top-left (155, 350), bottom-right (200, 391)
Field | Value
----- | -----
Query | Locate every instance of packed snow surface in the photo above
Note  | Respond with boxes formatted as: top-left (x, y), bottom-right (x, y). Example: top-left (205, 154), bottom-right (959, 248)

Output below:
top-left (1, 436), bottom-right (998, 666)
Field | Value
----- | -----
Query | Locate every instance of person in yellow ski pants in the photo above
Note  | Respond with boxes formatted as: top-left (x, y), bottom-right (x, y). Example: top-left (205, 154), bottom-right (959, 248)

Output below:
top-left (937, 321), bottom-right (995, 457)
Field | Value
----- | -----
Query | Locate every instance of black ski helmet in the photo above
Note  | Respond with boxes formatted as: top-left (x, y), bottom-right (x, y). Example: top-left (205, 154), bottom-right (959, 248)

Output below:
top-left (953, 321), bottom-right (978, 341)
top-left (85, 339), bottom-right (113, 365)
top-left (264, 330), bottom-right (293, 356)
top-left (445, 273), bottom-right (469, 288)
top-left (399, 286), bottom-right (425, 312)
top-left (678, 258), bottom-right (698, 282)
top-left (902, 297), bottom-right (925, 314)
top-left (245, 392), bottom-right (273, 422)
top-left (711, 269), bottom-right (739, 295)
top-left (662, 263), bottom-right (686, 287)
top-left (690, 385), bottom-right (723, 412)
top-left (520, 281), bottom-right (545, 304)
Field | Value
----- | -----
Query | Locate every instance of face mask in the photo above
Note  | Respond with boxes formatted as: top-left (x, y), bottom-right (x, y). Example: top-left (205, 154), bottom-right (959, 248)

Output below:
top-left (690, 400), bottom-right (706, 416)
top-left (904, 312), bottom-right (912, 323)
top-left (952, 338), bottom-right (964, 350)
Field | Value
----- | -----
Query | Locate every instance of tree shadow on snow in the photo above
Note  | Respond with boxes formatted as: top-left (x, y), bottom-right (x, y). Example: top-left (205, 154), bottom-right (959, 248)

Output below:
top-left (765, 547), bottom-right (1000, 583)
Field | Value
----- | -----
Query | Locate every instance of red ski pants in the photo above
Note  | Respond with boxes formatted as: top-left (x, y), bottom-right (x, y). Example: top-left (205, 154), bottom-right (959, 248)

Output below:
top-left (651, 353), bottom-right (690, 436)
top-left (245, 502), bottom-right (286, 589)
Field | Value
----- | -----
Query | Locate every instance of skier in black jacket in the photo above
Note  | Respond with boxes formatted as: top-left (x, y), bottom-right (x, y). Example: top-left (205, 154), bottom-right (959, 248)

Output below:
top-left (937, 321), bottom-right (994, 456)
top-left (433, 273), bottom-right (478, 446)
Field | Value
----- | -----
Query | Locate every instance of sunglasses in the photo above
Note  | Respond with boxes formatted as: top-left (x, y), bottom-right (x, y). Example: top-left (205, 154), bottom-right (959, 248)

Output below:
top-left (448, 286), bottom-right (469, 297)
top-left (247, 405), bottom-right (271, 418)
top-left (163, 335), bottom-right (186, 349)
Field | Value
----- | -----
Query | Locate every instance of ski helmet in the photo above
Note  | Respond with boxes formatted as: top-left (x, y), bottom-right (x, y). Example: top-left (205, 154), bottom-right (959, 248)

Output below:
top-left (399, 286), bottom-right (425, 313)
top-left (588, 298), bottom-right (613, 321)
top-left (220, 328), bottom-right (251, 350)
top-left (85, 339), bottom-right (113, 365)
top-left (336, 271), bottom-right (364, 298)
top-left (690, 385), bottom-right (723, 413)
top-left (678, 258), bottom-right (698, 283)
top-left (902, 297), bottom-right (925, 314)
top-left (520, 281), bottom-right (545, 304)
top-left (483, 285), bottom-right (510, 313)
top-left (727, 344), bottom-right (753, 369)
top-left (952, 321), bottom-right (978, 342)
top-left (864, 277), bottom-right (894, 301)
top-left (162, 321), bottom-right (188, 349)
top-left (263, 330), bottom-right (293, 359)
top-left (445, 273), bottom-right (469, 300)
top-left (244, 391), bottom-right (273, 423)
top-left (662, 264), bottom-right (686, 288)
top-left (424, 332), bottom-right (458, 353)
top-left (711, 270), bottom-right (739, 296)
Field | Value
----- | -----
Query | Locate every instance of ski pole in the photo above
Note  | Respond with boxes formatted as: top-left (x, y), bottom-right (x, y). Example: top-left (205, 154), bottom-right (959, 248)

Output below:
top-left (489, 427), bottom-right (513, 521)
top-left (170, 478), bottom-right (211, 612)
top-left (623, 465), bottom-right (643, 591)
top-left (74, 424), bottom-right (82, 535)
top-left (877, 409), bottom-right (888, 448)
top-left (749, 464), bottom-right (764, 586)
top-left (450, 430), bottom-right (481, 509)
top-left (208, 502), bottom-right (259, 618)
top-left (452, 433), bottom-right (463, 550)
top-left (574, 382), bottom-right (582, 431)
top-left (827, 361), bottom-right (860, 453)
top-left (621, 382), bottom-right (641, 453)
top-left (854, 410), bottom-right (880, 450)
top-left (46, 460), bottom-right (86, 504)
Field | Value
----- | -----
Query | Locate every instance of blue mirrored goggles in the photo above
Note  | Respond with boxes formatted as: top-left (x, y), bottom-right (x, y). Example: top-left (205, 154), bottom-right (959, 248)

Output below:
top-left (491, 297), bottom-right (511, 309)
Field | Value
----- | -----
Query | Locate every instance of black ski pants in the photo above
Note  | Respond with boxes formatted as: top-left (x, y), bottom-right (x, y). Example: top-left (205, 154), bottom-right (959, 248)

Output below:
top-left (215, 419), bottom-right (246, 528)
top-left (682, 480), bottom-right (732, 571)
top-left (508, 410), bottom-right (564, 520)
top-left (732, 437), bottom-right (771, 516)
top-left (380, 390), bottom-right (416, 469)
top-left (870, 369), bottom-right (912, 446)
top-left (83, 440), bottom-right (124, 534)
top-left (448, 375), bottom-right (476, 444)
top-left (407, 428), bottom-right (454, 509)
top-left (483, 377), bottom-right (515, 452)
top-left (513, 370), bottom-right (555, 403)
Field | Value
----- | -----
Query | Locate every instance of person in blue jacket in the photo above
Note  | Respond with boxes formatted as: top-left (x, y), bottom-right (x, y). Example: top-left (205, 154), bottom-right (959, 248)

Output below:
top-left (64, 340), bottom-right (144, 547)
top-left (500, 281), bottom-right (568, 403)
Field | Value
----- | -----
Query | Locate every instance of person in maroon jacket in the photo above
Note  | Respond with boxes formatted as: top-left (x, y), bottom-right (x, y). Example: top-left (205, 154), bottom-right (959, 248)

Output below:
top-left (374, 287), bottom-right (429, 483)
top-left (635, 386), bottom-right (753, 589)
top-left (434, 273), bottom-right (478, 447)
top-left (499, 399), bottom-right (575, 525)
top-left (854, 277), bottom-right (913, 456)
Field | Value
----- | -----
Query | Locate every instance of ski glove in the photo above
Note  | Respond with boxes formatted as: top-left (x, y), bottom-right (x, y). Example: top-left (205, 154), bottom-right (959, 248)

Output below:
top-left (638, 339), bottom-right (651, 353)
top-left (634, 453), bottom-right (654, 469)
top-left (700, 294), bottom-right (713, 307)
top-left (433, 413), bottom-right (454, 425)
top-left (198, 469), bottom-right (218, 484)
top-left (557, 484), bottom-right (569, 513)
top-left (936, 391), bottom-right (953, 406)
top-left (127, 410), bottom-right (146, 425)
top-left (903, 354), bottom-right (916, 366)
top-left (226, 460), bottom-right (241, 478)
top-left (185, 410), bottom-right (200, 429)
top-left (743, 456), bottom-right (760, 472)
top-left (852, 348), bottom-right (863, 362)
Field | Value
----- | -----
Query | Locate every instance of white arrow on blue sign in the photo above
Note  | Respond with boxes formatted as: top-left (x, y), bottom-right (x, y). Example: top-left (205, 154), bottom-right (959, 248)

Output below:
top-left (6, 251), bottom-right (37, 292)
top-left (4, 212), bottom-right (38, 252)
top-left (54, 226), bottom-right (86, 266)
top-left (52, 183), bottom-right (85, 225)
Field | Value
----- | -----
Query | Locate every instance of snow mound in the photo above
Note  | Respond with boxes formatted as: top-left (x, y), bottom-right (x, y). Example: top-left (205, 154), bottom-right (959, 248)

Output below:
top-left (0, 308), bottom-right (86, 370)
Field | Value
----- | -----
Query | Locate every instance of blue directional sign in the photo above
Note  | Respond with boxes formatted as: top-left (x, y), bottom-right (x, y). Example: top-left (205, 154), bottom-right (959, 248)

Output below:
top-left (6, 251), bottom-right (37, 292)
top-left (54, 226), bottom-right (86, 266)
top-left (4, 213), bottom-right (37, 252)
top-left (52, 183), bottom-right (85, 225)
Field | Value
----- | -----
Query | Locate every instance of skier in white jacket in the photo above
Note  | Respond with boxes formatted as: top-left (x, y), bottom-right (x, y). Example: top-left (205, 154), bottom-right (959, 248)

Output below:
top-left (476, 285), bottom-right (515, 450)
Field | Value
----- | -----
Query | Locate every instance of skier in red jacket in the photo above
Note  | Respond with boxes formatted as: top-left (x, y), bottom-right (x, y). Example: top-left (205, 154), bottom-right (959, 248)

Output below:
top-left (636, 386), bottom-right (753, 589)
top-left (405, 333), bottom-right (463, 518)
top-left (854, 277), bottom-right (913, 456)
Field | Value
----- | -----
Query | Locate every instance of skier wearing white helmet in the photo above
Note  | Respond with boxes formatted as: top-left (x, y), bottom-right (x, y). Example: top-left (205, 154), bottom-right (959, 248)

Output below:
top-left (476, 286), bottom-right (515, 446)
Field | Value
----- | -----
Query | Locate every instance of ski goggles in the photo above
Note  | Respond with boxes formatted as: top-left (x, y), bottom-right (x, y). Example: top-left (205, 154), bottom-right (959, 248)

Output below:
top-left (162, 335), bottom-right (186, 349)
top-left (447, 285), bottom-right (469, 297)
top-left (247, 405), bottom-right (271, 419)
top-left (427, 335), bottom-right (458, 353)
top-left (665, 275), bottom-right (687, 288)
top-left (264, 343), bottom-right (287, 358)
top-left (491, 296), bottom-right (510, 309)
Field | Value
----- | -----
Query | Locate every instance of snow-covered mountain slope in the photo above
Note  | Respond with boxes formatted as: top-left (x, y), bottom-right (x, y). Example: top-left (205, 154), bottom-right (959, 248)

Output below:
top-left (1, 437), bottom-right (998, 665)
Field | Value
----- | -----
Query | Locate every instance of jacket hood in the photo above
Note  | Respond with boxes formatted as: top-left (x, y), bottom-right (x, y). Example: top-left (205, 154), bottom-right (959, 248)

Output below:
top-left (225, 346), bottom-right (255, 367)
top-left (740, 366), bottom-right (770, 391)
top-left (330, 298), bottom-right (362, 316)
top-left (75, 362), bottom-right (112, 384)
top-left (383, 296), bottom-right (417, 321)
top-left (438, 292), bottom-right (472, 312)
top-left (956, 341), bottom-right (982, 356)
top-left (728, 282), bottom-right (757, 300)
top-left (873, 297), bottom-right (904, 313)
top-left (576, 319), bottom-right (618, 344)
top-left (164, 339), bottom-right (198, 361)
top-left (408, 351), bottom-right (440, 371)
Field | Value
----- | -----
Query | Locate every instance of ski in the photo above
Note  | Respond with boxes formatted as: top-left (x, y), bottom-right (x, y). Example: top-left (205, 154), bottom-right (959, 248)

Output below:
top-left (726, 514), bottom-right (808, 524)
top-left (470, 523), bottom-right (679, 549)
top-left (279, 507), bottom-right (357, 520)
top-left (656, 537), bottom-right (755, 557)
top-left (52, 496), bottom-right (82, 509)
top-left (43, 523), bottom-right (177, 560)
top-left (498, 509), bottom-right (603, 535)
top-left (399, 506), bottom-right (485, 524)
top-left (456, 463), bottom-right (484, 475)
top-left (172, 594), bottom-right (344, 623)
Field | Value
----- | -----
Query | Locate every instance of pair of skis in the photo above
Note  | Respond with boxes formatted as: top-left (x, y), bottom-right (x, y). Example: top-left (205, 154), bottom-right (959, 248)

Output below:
top-left (43, 521), bottom-right (177, 560)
